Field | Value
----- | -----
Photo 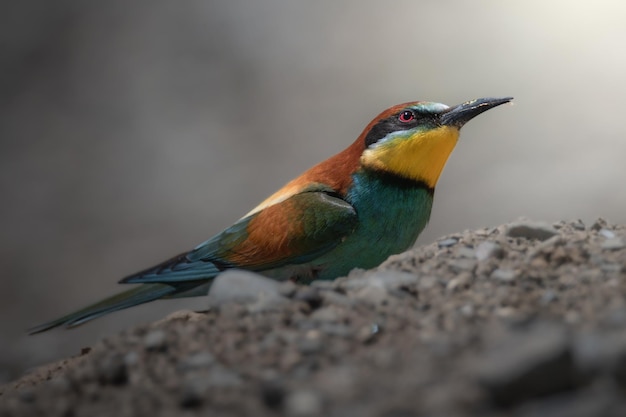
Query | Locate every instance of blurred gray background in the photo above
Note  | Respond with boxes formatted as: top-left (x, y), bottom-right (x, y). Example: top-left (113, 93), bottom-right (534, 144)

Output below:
top-left (2, 0), bottom-right (625, 382)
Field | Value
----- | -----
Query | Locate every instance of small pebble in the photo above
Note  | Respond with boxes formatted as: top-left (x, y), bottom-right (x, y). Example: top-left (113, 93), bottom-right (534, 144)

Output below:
top-left (418, 276), bottom-right (439, 289)
top-left (353, 286), bottom-right (390, 305)
top-left (292, 287), bottom-right (323, 309)
top-left (278, 281), bottom-right (298, 297)
top-left (207, 269), bottom-right (287, 308)
top-left (491, 268), bottom-right (517, 282)
top-left (298, 330), bottom-right (323, 354)
top-left (342, 271), bottom-right (418, 291)
top-left (565, 310), bottom-right (581, 324)
top-left (591, 218), bottom-right (608, 231)
top-left (474, 323), bottom-right (573, 406)
top-left (601, 237), bottom-right (625, 250)
top-left (285, 390), bottom-right (323, 417)
top-left (438, 237), bottom-right (459, 248)
top-left (600, 263), bottom-right (623, 273)
top-left (208, 366), bottom-right (243, 388)
top-left (571, 219), bottom-right (586, 230)
top-left (506, 221), bottom-right (558, 241)
top-left (599, 229), bottom-right (616, 239)
top-left (310, 306), bottom-right (341, 323)
top-left (124, 351), bottom-right (139, 366)
top-left (540, 290), bottom-right (557, 305)
top-left (447, 273), bottom-right (472, 291)
top-left (358, 323), bottom-right (381, 344)
top-left (310, 280), bottom-right (335, 290)
top-left (448, 259), bottom-right (476, 272)
top-left (460, 304), bottom-right (475, 317)
top-left (179, 376), bottom-right (209, 408)
top-left (18, 389), bottom-right (35, 403)
top-left (475, 241), bottom-right (503, 261)
top-left (475, 228), bottom-right (492, 237)
top-left (602, 308), bottom-right (626, 327)
top-left (97, 354), bottom-right (128, 386)
top-left (320, 290), bottom-right (357, 308)
top-left (144, 330), bottom-right (167, 351)
top-left (457, 247), bottom-right (476, 258)
top-left (179, 352), bottom-right (215, 370)
top-left (319, 323), bottom-right (354, 338)
top-left (261, 380), bottom-right (286, 410)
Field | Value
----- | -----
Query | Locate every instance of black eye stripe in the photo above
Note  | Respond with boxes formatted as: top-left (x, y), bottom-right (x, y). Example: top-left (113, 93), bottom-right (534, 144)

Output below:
top-left (364, 110), bottom-right (438, 147)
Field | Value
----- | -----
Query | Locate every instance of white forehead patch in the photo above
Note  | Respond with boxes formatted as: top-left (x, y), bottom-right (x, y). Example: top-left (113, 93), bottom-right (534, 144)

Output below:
top-left (415, 102), bottom-right (450, 113)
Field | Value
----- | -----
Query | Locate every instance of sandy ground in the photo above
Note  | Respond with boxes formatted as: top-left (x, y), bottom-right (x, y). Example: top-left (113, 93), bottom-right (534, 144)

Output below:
top-left (2, 219), bottom-right (626, 417)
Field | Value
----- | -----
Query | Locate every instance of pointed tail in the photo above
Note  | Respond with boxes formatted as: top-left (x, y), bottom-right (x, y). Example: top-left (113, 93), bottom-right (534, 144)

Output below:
top-left (28, 283), bottom-right (198, 334)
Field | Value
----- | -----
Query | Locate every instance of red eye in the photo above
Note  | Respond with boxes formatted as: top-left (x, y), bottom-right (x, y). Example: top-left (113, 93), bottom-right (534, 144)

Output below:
top-left (398, 110), bottom-right (415, 123)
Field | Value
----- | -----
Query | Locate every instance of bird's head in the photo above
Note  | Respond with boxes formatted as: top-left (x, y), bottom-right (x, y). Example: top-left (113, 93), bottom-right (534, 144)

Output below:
top-left (359, 97), bottom-right (512, 189)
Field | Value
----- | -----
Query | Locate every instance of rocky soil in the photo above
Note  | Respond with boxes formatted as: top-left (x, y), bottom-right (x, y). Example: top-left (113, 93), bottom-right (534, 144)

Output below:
top-left (2, 219), bottom-right (626, 417)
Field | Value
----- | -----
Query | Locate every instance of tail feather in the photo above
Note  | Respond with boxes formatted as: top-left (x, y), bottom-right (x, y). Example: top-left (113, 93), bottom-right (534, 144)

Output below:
top-left (28, 283), bottom-right (184, 334)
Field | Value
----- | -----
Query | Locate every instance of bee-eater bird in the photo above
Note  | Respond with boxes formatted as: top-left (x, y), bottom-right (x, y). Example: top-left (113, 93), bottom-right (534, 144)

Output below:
top-left (30, 97), bottom-right (512, 333)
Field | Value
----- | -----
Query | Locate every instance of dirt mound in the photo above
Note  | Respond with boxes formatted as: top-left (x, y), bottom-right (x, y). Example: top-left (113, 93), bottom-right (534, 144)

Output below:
top-left (2, 219), bottom-right (626, 417)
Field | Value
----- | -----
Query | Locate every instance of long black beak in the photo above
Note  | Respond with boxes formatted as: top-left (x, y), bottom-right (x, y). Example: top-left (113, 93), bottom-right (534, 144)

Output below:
top-left (440, 97), bottom-right (513, 128)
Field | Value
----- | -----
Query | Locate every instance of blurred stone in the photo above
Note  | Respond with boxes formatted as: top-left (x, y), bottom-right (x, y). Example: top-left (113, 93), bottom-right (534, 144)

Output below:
top-left (208, 366), bottom-right (243, 388)
top-left (448, 259), bottom-right (476, 272)
top-left (342, 271), bottom-right (418, 291)
top-left (599, 229), bottom-right (616, 239)
top-left (320, 290), bottom-right (357, 308)
top-left (540, 290), bottom-right (558, 305)
top-left (591, 218), bottom-right (609, 231)
top-left (460, 304), bottom-right (475, 317)
top-left (457, 247), bottom-right (476, 258)
top-left (319, 323), bottom-right (353, 338)
top-left (158, 310), bottom-right (207, 325)
top-left (179, 375), bottom-right (209, 408)
top-left (571, 219), bottom-right (586, 230)
top-left (18, 389), bottom-right (35, 403)
top-left (475, 241), bottom-right (504, 261)
top-left (278, 281), bottom-right (298, 297)
top-left (357, 323), bottom-right (381, 344)
top-left (298, 330), bottom-right (323, 355)
top-left (353, 286), bottom-right (389, 306)
top-left (292, 287), bottom-right (323, 309)
top-left (601, 237), bottom-right (625, 250)
top-left (260, 380), bottom-right (286, 410)
top-left (527, 235), bottom-right (564, 258)
top-left (310, 307), bottom-right (341, 323)
top-left (474, 323), bottom-right (577, 406)
top-left (417, 276), bottom-right (439, 289)
top-left (207, 269), bottom-right (288, 309)
top-left (506, 221), bottom-right (559, 241)
top-left (600, 263), bottom-right (623, 273)
top-left (601, 308), bottom-right (626, 328)
top-left (123, 351), bottom-right (139, 366)
top-left (143, 330), bottom-right (167, 351)
top-left (446, 273), bottom-right (472, 291)
top-left (285, 389), bottom-right (323, 417)
top-left (513, 385), bottom-right (618, 417)
top-left (491, 268), bottom-right (517, 282)
top-left (310, 280), bottom-right (335, 290)
top-left (438, 238), bottom-right (459, 248)
top-left (571, 331), bottom-right (626, 377)
top-left (97, 354), bottom-right (127, 386)
top-left (178, 352), bottom-right (215, 371)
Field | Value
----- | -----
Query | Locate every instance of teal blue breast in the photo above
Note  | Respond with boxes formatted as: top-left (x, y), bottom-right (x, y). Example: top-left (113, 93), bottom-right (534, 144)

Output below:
top-left (311, 168), bottom-right (434, 280)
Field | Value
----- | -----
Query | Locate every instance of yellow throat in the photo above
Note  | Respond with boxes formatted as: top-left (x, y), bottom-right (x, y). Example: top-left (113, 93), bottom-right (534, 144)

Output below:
top-left (360, 125), bottom-right (460, 188)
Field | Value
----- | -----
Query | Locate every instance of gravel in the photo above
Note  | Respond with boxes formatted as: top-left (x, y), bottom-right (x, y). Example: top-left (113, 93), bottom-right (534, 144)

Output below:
top-left (2, 219), bottom-right (626, 417)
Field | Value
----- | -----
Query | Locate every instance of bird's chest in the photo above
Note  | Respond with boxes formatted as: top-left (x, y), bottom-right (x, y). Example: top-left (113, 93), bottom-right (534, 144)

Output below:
top-left (349, 174), bottom-right (432, 250)
top-left (311, 172), bottom-right (434, 280)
